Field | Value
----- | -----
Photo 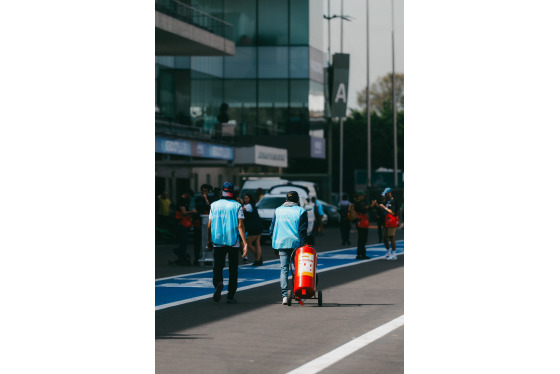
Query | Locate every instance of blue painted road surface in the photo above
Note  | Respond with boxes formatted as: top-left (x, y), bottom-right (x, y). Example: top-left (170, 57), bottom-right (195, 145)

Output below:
top-left (155, 241), bottom-right (404, 310)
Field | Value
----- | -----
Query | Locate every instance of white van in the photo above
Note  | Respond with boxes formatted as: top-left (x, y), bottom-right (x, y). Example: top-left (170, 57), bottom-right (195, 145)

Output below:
top-left (290, 180), bottom-right (319, 199)
top-left (257, 184), bottom-right (316, 244)
top-left (239, 178), bottom-right (289, 200)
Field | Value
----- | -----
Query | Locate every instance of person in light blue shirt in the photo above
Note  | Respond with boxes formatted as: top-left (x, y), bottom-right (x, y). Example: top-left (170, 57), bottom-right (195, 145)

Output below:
top-left (269, 191), bottom-right (308, 305)
top-left (311, 196), bottom-right (324, 236)
top-left (207, 182), bottom-right (248, 304)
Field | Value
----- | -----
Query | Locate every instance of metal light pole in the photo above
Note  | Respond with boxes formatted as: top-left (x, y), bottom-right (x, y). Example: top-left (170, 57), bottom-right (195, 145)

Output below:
top-left (391, 0), bottom-right (398, 187)
top-left (339, 0), bottom-right (344, 203)
top-left (324, 0), bottom-right (352, 203)
top-left (366, 0), bottom-right (371, 188)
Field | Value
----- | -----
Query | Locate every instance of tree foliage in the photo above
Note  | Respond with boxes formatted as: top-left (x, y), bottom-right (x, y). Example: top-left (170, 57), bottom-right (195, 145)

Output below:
top-left (332, 99), bottom-right (404, 193)
top-left (356, 73), bottom-right (404, 114)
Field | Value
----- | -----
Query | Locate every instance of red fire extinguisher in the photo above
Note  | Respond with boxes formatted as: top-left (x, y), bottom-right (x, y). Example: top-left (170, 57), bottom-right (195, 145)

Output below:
top-left (293, 245), bottom-right (317, 299)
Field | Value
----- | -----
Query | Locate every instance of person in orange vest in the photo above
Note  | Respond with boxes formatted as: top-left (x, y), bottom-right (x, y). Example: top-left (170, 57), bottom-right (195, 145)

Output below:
top-left (354, 191), bottom-right (377, 260)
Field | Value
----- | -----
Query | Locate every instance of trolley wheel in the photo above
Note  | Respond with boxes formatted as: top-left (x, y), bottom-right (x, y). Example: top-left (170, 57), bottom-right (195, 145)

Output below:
top-left (287, 290), bottom-right (292, 306)
top-left (318, 290), bottom-right (323, 307)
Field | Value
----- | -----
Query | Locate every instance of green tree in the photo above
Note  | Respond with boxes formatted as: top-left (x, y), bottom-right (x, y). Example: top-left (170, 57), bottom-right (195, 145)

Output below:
top-left (356, 73), bottom-right (404, 114)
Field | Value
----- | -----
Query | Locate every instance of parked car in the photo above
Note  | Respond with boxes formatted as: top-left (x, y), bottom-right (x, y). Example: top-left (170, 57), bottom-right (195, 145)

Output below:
top-left (317, 199), bottom-right (340, 225)
top-left (257, 185), bottom-right (316, 244)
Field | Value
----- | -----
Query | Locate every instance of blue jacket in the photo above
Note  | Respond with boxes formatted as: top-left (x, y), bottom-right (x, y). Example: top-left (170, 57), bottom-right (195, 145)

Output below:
top-left (210, 198), bottom-right (242, 246)
top-left (270, 202), bottom-right (308, 249)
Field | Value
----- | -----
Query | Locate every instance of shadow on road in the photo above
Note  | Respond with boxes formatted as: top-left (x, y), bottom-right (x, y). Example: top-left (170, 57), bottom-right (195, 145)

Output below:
top-left (155, 257), bottom-right (403, 337)
top-left (155, 333), bottom-right (213, 340)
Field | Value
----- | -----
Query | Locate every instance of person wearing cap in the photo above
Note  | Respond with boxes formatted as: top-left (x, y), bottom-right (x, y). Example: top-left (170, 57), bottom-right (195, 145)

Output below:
top-left (354, 190), bottom-right (378, 259)
top-left (207, 182), bottom-right (248, 304)
top-left (269, 191), bottom-right (308, 305)
top-left (380, 187), bottom-right (399, 260)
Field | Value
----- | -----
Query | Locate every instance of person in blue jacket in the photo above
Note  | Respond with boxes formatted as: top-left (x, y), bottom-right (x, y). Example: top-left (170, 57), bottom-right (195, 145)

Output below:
top-left (207, 182), bottom-right (248, 304)
top-left (269, 191), bottom-right (308, 305)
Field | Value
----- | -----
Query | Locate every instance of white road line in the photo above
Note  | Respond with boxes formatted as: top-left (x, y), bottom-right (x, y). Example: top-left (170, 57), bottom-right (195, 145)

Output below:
top-left (155, 241), bottom-right (404, 310)
top-left (285, 315), bottom-right (404, 374)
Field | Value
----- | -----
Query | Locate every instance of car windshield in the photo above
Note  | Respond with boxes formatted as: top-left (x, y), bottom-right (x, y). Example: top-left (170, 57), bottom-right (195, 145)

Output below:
top-left (257, 197), bottom-right (286, 209)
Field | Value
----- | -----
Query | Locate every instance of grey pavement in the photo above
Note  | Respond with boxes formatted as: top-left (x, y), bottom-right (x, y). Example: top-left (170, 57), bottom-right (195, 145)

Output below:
top-left (155, 223), bottom-right (404, 374)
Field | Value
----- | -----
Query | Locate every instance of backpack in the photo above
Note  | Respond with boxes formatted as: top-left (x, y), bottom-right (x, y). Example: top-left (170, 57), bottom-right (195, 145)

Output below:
top-left (347, 203), bottom-right (358, 222)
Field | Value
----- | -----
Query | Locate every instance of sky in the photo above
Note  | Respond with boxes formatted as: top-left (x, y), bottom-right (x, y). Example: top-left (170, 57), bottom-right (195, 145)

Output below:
top-left (322, 0), bottom-right (404, 113)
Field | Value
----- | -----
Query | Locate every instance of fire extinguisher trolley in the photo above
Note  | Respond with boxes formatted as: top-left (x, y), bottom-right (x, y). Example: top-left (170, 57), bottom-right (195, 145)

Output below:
top-left (287, 245), bottom-right (323, 306)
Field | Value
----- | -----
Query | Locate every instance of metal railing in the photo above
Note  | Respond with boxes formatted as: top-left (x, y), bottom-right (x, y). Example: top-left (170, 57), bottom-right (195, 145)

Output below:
top-left (155, 0), bottom-right (233, 41)
top-left (155, 117), bottom-right (235, 145)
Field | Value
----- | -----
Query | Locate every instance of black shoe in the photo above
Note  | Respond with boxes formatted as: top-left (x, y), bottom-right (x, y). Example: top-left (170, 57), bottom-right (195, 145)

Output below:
top-left (213, 282), bottom-right (224, 302)
top-left (251, 260), bottom-right (259, 266)
top-left (363, 255), bottom-right (371, 259)
top-left (356, 255), bottom-right (363, 259)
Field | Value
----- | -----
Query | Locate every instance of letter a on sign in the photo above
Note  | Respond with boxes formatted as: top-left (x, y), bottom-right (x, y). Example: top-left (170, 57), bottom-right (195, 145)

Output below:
top-left (334, 83), bottom-right (347, 104)
top-left (330, 53), bottom-right (350, 118)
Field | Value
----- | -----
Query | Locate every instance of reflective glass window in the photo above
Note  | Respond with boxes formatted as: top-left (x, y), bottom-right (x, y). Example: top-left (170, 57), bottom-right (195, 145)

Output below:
top-left (258, 80), bottom-right (289, 135)
top-left (190, 75), bottom-right (223, 133)
top-left (290, 80), bottom-right (309, 107)
top-left (191, 56), bottom-right (223, 78)
top-left (224, 47), bottom-right (257, 78)
top-left (290, 47), bottom-right (309, 79)
top-left (258, 47), bottom-right (288, 78)
top-left (224, 80), bottom-right (257, 136)
top-left (258, 80), bottom-right (288, 107)
top-left (258, 0), bottom-right (288, 45)
top-left (290, 0), bottom-right (309, 45)
top-left (224, 0), bottom-right (257, 46)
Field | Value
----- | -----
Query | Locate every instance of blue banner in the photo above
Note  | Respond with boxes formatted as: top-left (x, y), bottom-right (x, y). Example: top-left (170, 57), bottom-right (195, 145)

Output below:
top-left (155, 136), bottom-right (233, 160)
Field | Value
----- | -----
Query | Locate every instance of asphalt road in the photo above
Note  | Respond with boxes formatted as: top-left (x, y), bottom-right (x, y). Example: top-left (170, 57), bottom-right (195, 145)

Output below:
top-left (155, 224), bottom-right (404, 374)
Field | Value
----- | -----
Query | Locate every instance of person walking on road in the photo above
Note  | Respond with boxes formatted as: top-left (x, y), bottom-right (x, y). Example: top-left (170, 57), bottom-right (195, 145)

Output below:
top-left (338, 193), bottom-right (351, 245)
top-left (269, 191), bottom-right (308, 305)
top-left (207, 182), bottom-right (248, 304)
top-left (354, 191), bottom-right (377, 260)
top-left (380, 187), bottom-right (399, 260)
top-left (171, 190), bottom-right (197, 266)
top-left (193, 184), bottom-right (212, 266)
top-left (311, 196), bottom-right (324, 236)
top-left (242, 193), bottom-right (264, 266)
top-left (374, 194), bottom-right (386, 243)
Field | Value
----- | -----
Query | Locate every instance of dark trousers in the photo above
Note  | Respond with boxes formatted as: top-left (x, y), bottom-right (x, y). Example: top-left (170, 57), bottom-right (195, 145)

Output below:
top-left (340, 218), bottom-right (351, 243)
top-left (357, 227), bottom-right (369, 257)
top-left (213, 246), bottom-right (239, 299)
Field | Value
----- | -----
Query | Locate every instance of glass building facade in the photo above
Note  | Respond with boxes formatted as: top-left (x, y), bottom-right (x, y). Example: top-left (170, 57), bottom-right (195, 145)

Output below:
top-left (155, 0), bottom-right (326, 140)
